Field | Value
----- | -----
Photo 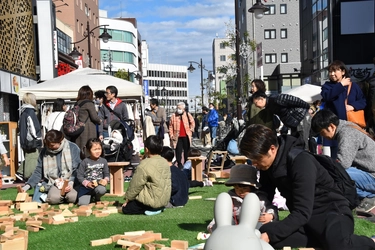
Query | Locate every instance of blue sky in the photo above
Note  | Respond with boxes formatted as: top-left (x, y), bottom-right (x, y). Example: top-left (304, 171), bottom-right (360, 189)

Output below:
top-left (99, 0), bottom-right (234, 97)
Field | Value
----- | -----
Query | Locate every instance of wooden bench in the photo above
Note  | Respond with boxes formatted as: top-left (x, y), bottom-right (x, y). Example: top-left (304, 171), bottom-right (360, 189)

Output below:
top-left (230, 155), bottom-right (248, 165)
top-left (206, 150), bottom-right (228, 178)
top-left (187, 156), bottom-right (207, 181)
top-left (106, 162), bottom-right (130, 197)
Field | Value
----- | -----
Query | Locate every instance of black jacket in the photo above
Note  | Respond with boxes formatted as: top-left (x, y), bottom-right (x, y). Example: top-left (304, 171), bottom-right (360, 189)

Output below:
top-left (170, 166), bottom-right (189, 207)
top-left (259, 135), bottom-right (348, 243)
top-left (19, 106), bottom-right (41, 150)
top-left (267, 94), bottom-right (309, 128)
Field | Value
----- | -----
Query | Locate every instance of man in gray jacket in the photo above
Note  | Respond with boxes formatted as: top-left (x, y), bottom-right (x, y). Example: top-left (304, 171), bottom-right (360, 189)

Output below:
top-left (311, 109), bottom-right (375, 212)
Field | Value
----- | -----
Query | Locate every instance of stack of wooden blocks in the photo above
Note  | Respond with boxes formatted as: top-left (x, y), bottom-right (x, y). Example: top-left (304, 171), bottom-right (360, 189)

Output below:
top-left (0, 214), bottom-right (29, 250)
top-left (90, 230), bottom-right (189, 250)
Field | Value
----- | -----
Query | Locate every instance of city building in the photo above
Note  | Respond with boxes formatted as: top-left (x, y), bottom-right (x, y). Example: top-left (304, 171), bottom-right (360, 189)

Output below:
top-left (239, 0), bottom-right (301, 94)
top-left (0, 0), bottom-right (38, 122)
top-left (300, 0), bottom-right (375, 85)
top-left (142, 41), bottom-right (189, 117)
top-left (99, 10), bottom-right (142, 83)
top-left (56, 0), bottom-right (101, 69)
top-left (212, 38), bottom-right (233, 94)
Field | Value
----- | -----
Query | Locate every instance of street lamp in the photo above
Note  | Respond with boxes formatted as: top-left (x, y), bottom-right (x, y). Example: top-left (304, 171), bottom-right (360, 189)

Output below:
top-left (233, 0), bottom-right (269, 119)
top-left (127, 69), bottom-right (142, 81)
top-left (188, 58), bottom-right (210, 107)
top-left (69, 21), bottom-right (112, 68)
top-left (248, 0), bottom-right (270, 19)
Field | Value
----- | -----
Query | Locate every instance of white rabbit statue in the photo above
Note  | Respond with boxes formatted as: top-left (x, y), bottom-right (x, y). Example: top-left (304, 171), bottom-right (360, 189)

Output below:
top-left (204, 192), bottom-right (275, 250)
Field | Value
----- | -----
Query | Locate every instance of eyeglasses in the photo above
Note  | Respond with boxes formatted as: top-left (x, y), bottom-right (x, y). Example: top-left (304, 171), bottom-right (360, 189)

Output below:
top-left (105, 92), bottom-right (112, 96)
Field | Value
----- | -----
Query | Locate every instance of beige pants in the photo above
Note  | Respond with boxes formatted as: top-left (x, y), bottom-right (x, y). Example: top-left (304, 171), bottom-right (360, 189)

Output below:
top-left (47, 185), bottom-right (77, 205)
top-left (201, 130), bottom-right (211, 146)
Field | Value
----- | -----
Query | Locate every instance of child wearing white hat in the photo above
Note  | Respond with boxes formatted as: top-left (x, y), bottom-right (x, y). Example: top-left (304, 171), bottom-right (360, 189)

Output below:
top-left (207, 164), bottom-right (278, 232)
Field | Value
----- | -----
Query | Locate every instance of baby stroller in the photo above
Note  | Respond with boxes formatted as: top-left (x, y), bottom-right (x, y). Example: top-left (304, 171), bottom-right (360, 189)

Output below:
top-left (103, 120), bottom-right (134, 162)
top-left (205, 119), bottom-right (246, 177)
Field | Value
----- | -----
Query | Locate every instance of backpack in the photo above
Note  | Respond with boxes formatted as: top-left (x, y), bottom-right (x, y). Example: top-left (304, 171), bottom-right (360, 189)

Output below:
top-left (288, 148), bottom-right (360, 210)
top-left (63, 100), bottom-right (90, 138)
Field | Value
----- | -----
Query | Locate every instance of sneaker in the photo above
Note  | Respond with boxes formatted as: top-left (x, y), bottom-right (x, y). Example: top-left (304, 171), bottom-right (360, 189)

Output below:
top-left (145, 210), bottom-right (162, 216)
top-left (203, 179), bottom-right (213, 187)
top-left (356, 197), bottom-right (375, 213)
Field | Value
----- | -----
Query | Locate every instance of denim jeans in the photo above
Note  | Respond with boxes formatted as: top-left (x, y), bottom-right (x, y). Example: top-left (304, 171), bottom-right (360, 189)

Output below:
top-left (209, 126), bottom-right (217, 140)
top-left (346, 167), bottom-right (375, 199)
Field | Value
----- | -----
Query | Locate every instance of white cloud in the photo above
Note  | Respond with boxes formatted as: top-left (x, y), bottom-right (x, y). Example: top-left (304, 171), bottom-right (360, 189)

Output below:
top-left (100, 0), bottom-right (235, 97)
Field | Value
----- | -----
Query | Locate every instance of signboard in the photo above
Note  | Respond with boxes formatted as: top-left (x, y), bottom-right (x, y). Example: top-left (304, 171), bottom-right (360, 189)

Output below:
top-left (53, 30), bottom-right (58, 68)
top-left (256, 43), bottom-right (263, 68)
top-left (143, 80), bottom-right (149, 96)
top-left (75, 55), bottom-right (83, 69)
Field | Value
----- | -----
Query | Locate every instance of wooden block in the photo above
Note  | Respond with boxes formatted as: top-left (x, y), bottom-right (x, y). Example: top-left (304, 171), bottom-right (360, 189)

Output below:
top-left (60, 180), bottom-right (69, 196)
top-left (171, 240), bottom-right (188, 250)
top-left (78, 205), bottom-right (91, 211)
top-left (160, 248), bottom-right (176, 250)
top-left (38, 203), bottom-right (49, 210)
top-left (66, 217), bottom-right (78, 222)
top-left (26, 208), bottom-right (44, 214)
top-left (52, 220), bottom-right (66, 225)
top-left (188, 196), bottom-right (202, 200)
top-left (25, 197), bottom-right (32, 202)
top-left (102, 206), bottom-right (118, 214)
top-left (59, 204), bottom-right (69, 209)
top-left (92, 180), bottom-right (98, 187)
top-left (117, 239), bottom-right (142, 248)
top-left (0, 201), bottom-right (12, 206)
top-left (142, 233), bottom-right (162, 241)
top-left (283, 247), bottom-right (292, 250)
top-left (19, 202), bottom-right (38, 212)
top-left (25, 220), bottom-right (42, 226)
top-left (144, 244), bottom-right (156, 250)
top-left (68, 203), bottom-right (74, 207)
top-left (38, 217), bottom-right (53, 224)
top-left (95, 204), bottom-right (105, 209)
top-left (134, 236), bottom-right (154, 244)
top-left (90, 238), bottom-right (112, 246)
top-left (95, 212), bottom-right (109, 218)
top-left (0, 237), bottom-right (25, 250)
top-left (0, 218), bottom-right (14, 223)
top-left (160, 238), bottom-right (169, 241)
top-left (15, 228), bottom-right (28, 250)
top-left (110, 234), bottom-right (123, 242)
top-left (15, 193), bottom-right (28, 202)
top-left (124, 230), bottom-right (146, 236)
top-left (76, 210), bottom-right (92, 217)
top-left (52, 214), bottom-right (65, 222)
top-left (26, 226), bottom-right (39, 232)
top-left (128, 246), bottom-right (141, 250)
top-left (60, 209), bottom-right (73, 216)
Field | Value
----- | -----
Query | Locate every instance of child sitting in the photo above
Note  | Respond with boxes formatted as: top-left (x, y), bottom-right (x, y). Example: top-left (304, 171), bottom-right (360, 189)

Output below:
top-left (161, 146), bottom-right (190, 208)
top-left (184, 148), bottom-right (213, 187)
top-left (207, 164), bottom-right (278, 232)
top-left (76, 138), bottom-right (109, 206)
top-left (122, 135), bottom-right (171, 215)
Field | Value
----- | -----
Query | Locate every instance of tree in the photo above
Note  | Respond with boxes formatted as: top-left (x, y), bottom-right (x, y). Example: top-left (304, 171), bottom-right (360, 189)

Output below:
top-left (114, 69), bottom-right (129, 80)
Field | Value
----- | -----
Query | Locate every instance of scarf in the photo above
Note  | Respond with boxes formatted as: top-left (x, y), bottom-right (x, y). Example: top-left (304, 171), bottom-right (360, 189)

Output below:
top-left (42, 138), bottom-right (73, 186)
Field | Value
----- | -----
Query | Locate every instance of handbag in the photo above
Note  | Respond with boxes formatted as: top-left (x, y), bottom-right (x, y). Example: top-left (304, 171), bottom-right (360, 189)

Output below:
top-left (345, 84), bottom-right (366, 128)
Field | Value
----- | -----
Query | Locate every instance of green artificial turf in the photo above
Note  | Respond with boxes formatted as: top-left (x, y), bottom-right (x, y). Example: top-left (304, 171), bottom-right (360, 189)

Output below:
top-left (2, 182), bottom-right (375, 250)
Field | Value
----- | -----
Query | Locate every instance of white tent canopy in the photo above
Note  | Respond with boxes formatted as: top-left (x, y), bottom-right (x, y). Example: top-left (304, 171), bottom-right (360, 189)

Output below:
top-left (282, 84), bottom-right (322, 103)
top-left (18, 68), bottom-right (143, 100)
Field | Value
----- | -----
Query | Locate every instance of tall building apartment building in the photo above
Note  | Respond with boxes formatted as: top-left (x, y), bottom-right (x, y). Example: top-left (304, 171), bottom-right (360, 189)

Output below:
top-left (142, 41), bottom-right (188, 117)
top-left (239, 0), bottom-right (301, 94)
top-left (99, 10), bottom-right (142, 83)
top-left (212, 38), bottom-right (234, 94)
top-left (56, 0), bottom-right (101, 69)
top-left (300, 0), bottom-right (375, 85)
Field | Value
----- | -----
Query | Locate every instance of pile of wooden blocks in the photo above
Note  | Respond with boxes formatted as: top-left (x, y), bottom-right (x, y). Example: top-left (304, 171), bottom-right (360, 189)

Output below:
top-left (0, 217), bottom-right (29, 250)
top-left (90, 230), bottom-right (189, 250)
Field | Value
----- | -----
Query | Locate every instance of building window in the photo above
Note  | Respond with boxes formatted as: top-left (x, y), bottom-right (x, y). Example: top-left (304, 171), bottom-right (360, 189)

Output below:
top-left (57, 29), bottom-right (72, 54)
top-left (281, 53), bottom-right (288, 63)
top-left (220, 43), bottom-right (225, 49)
top-left (280, 29), bottom-right (287, 39)
top-left (220, 55), bottom-right (226, 61)
top-left (322, 28), bottom-right (328, 41)
top-left (265, 5), bottom-right (276, 15)
top-left (280, 4), bottom-right (287, 14)
top-left (264, 29), bottom-right (276, 39)
top-left (265, 54), bottom-right (277, 64)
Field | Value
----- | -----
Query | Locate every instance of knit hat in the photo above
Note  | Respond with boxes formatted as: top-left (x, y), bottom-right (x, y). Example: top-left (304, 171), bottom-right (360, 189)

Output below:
top-left (225, 164), bottom-right (260, 188)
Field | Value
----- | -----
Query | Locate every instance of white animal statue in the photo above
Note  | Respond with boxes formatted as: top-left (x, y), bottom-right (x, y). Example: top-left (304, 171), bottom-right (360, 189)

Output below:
top-left (204, 192), bottom-right (275, 250)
